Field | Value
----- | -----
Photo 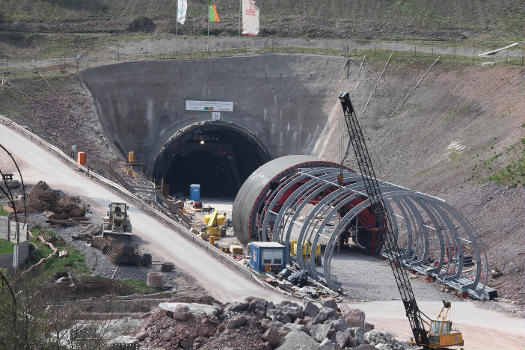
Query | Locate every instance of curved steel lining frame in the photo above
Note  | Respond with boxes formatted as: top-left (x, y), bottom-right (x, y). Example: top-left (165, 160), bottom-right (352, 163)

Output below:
top-left (243, 161), bottom-right (495, 300)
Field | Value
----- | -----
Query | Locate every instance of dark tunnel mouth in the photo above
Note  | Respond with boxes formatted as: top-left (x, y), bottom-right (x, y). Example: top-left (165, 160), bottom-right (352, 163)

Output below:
top-left (153, 121), bottom-right (272, 200)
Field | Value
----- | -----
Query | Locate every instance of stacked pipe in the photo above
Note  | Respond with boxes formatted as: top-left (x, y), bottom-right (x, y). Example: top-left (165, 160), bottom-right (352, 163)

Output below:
top-left (89, 236), bottom-right (146, 267)
top-left (26, 181), bottom-right (61, 212)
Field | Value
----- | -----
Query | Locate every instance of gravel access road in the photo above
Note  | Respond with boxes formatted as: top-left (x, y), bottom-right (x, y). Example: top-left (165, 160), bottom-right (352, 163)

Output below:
top-left (0, 123), bottom-right (284, 303)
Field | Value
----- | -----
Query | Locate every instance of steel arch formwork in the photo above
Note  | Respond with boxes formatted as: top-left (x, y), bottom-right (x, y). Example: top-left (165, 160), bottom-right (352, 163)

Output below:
top-left (232, 155), bottom-right (496, 300)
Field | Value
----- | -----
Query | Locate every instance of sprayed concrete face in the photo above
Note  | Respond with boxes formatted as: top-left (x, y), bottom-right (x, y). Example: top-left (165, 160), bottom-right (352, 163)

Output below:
top-left (80, 54), bottom-right (348, 196)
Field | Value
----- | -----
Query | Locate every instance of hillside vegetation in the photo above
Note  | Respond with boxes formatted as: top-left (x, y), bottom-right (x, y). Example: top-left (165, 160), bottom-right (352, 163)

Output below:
top-left (0, 0), bottom-right (523, 43)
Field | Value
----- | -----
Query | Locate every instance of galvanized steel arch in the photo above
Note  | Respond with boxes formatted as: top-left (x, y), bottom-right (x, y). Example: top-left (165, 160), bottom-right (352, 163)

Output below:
top-left (232, 156), bottom-right (495, 300)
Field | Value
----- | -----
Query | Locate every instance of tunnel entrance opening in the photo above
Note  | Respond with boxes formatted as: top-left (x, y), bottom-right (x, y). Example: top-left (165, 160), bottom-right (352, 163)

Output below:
top-left (154, 121), bottom-right (272, 199)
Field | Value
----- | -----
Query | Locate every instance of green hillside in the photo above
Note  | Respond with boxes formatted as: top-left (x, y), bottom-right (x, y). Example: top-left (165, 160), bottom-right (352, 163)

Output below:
top-left (0, 0), bottom-right (523, 42)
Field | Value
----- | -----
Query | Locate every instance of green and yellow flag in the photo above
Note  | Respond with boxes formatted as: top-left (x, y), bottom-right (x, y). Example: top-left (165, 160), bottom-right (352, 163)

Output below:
top-left (209, 2), bottom-right (220, 22)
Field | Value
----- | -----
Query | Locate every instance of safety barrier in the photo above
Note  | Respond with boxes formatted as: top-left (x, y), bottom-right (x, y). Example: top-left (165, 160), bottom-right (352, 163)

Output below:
top-left (0, 114), bottom-right (261, 286)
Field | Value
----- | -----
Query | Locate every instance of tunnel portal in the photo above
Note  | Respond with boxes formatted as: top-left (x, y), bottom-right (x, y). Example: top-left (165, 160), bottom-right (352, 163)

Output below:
top-left (153, 121), bottom-right (272, 199)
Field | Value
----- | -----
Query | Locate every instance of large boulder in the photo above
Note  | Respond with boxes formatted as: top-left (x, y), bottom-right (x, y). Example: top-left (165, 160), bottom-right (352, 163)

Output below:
top-left (159, 302), bottom-right (220, 317)
top-left (340, 305), bottom-right (366, 328)
top-left (173, 305), bottom-right (192, 321)
top-left (281, 304), bottom-right (304, 321)
top-left (278, 301), bottom-right (300, 308)
top-left (321, 298), bottom-right (338, 310)
top-left (365, 330), bottom-right (393, 346)
top-left (276, 330), bottom-right (320, 350)
top-left (224, 301), bottom-right (248, 313)
top-left (268, 309), bottom-right (292, 324)
top-left (348, 327), bottom-right (365, 345)
top-left (247, 298), bottom-right (268, 314)
top-left (310, 324), bottom-right (332, 343)
top-left (264, 327), bottom-right (283, 348)
top-left (261, 318), bottom-right (284, 329)
top-left (331, 318), bottom-right (350, 332)
top-left (313, 307), bottom-right (336, 324)
top-left (303, 301), bottom-right (320, 317)
top-left (335, 331), bottom-right (349, 348)
top-left (283, 323), bottom-right (309, 333)
top-left (319, 338), bottom-right (336, 350)
top-left (226, 315), bottom-right (247, 329)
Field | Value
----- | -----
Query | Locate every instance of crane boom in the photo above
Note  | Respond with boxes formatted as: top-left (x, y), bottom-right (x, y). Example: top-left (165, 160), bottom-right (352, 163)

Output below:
top-left (339, 92), bottom-right (429, 346)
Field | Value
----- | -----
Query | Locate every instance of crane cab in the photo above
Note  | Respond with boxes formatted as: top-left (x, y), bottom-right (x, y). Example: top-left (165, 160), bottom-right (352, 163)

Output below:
top-left (428, 319), bottom-right (464, 349)
top-left (409, 301), bottom-right (464, 349)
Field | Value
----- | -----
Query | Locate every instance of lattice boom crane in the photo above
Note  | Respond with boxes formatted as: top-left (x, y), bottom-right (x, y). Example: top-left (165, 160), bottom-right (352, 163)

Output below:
top-left (338, 92), bottom-right (429, 346)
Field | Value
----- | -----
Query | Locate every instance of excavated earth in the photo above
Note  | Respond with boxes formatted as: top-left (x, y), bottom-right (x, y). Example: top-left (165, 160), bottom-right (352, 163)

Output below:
top-left (0, 53), bottom-right (523, 303)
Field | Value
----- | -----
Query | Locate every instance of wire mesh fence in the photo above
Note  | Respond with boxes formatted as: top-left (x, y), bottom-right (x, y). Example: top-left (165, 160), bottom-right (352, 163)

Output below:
top-left (1, 37), bottom-right (523, 78)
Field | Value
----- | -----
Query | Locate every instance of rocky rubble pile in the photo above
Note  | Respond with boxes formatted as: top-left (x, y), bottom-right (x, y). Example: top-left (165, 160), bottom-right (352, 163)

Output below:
top-left (134, 297), bottom-right (417, 350)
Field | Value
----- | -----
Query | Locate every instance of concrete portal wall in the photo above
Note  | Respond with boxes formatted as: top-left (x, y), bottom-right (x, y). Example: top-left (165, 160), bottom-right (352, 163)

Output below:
top-left (80, 54), bottom-right (348, 174)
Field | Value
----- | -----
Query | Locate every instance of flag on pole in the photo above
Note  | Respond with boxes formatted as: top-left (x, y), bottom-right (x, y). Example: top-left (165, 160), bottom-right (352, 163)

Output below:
top-left (242, 0), bottom-right (259, 36)
top-left (177, 0), bottom-right (187, 24)
top-left (209, 2), bottom-right (221, 23)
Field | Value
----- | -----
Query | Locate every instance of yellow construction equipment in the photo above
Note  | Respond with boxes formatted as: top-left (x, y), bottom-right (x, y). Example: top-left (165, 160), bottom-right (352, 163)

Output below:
top-left (290, 240), bottom-right (322, 266)
top-left (410, 301), bottom-right (464, 349)
top-left (102, 202), bottom-right (132, 238)
top-left (203, 209), bottom-right (226, 239)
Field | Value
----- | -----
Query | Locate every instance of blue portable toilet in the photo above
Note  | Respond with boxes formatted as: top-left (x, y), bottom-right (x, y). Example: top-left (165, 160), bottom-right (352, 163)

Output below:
top-left (248, 242), bottom-right (286, 273)
top-left (190, 184), bottom-right (200, 202)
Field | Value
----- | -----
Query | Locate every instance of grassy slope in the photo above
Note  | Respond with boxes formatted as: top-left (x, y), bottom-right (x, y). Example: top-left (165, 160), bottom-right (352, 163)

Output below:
top-left (27, 229), bottom-right (158, 294)
top-left (0, 239), bottom-right (14, 254)
top-left (27, 229), bottom-right (91, 282)
top-left (0, 0), bottom-right (523, 41)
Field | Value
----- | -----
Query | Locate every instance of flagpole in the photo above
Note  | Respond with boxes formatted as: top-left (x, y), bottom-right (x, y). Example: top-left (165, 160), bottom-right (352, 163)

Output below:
top-left (207, 1), bottom-right (210, 52)
top-left (238, 0), bottom-right (241, 37)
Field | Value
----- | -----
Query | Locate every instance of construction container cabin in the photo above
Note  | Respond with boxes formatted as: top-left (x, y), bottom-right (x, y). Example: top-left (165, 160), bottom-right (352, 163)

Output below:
top-left (248, 242), bottom-right (286, 273)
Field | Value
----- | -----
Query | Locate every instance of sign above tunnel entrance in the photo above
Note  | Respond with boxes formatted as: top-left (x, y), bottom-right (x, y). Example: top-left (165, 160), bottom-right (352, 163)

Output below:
top-left (212, 112), bottom-right (221, 121)
top-left (185, 100), bottom-right (234, 112)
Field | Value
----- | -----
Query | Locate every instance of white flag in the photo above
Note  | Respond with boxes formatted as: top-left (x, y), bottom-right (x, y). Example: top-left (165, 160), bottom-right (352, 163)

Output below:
top-left (242, 0), bottom-right (259, 36)
top-left (177, 0), bottom-right (187, 24)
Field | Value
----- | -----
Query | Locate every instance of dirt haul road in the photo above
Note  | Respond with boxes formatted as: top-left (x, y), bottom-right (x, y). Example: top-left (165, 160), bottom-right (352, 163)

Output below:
top-left (0, 123), bottom-right (284, 303)
top-left (1, 123), bottom-right (524, 348)
top-left (351, 300), bottom-right (525, 350)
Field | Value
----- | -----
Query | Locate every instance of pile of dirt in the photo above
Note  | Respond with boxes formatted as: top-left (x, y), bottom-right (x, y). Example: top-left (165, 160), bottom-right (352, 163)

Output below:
top-left (200, 325), bottom-right (270, 350)
top-left (136, 310), bottom-right (222, 349)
